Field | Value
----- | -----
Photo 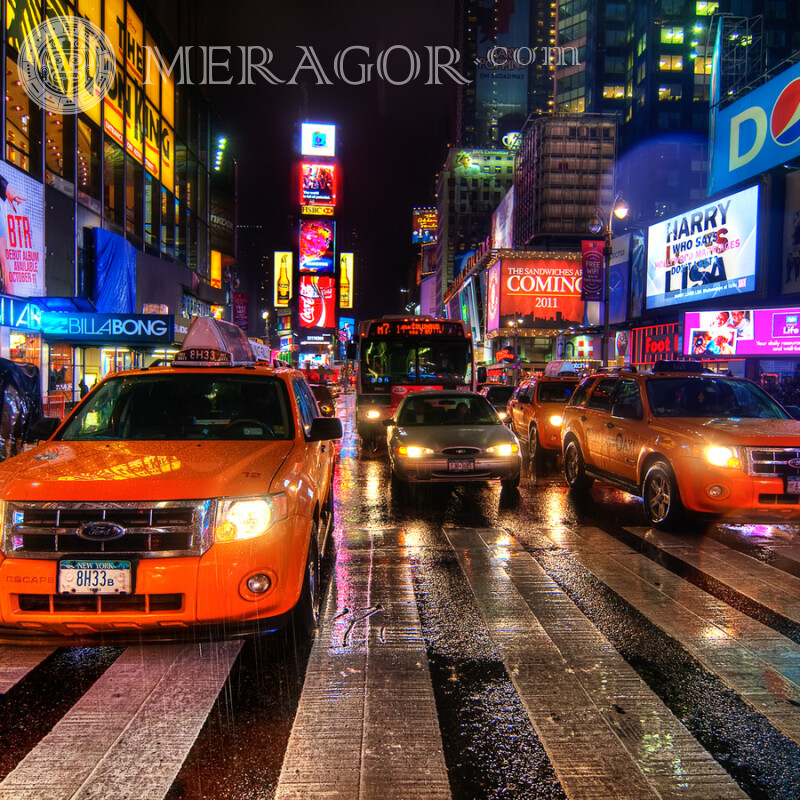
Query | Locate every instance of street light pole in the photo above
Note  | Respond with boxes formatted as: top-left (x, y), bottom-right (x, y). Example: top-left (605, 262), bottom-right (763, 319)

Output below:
top-left (589, 194), bottom-right (629, 366)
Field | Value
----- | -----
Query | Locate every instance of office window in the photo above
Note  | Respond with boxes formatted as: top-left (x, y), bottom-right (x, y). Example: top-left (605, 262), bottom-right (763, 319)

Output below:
top-left (77, 117), bottom-right (101, 212)
top-left (160, 188), bottom-right (175, 258)
top-left (45, 112), bottom-right (75, 194)
top-left (145, 173), bottom-right (159, 251)
top-left (660, 28), bottom-right (684, 44)
top-left (659, 55), bottom-right (683, 71)
top-left (125, 156), bottom-right (143, 239)
top-left (603, 85), bottom-right (625, 99)
top-left (694, 56), bottom-right (713, 75)
top-left (658, 84), bottom-right (682, 101)
top-left (695, 1), bottom-right (719, 14)
top-left (5, 56), bottom-right (40, 175)
top-left (103, 140), bottom-right (124, 227)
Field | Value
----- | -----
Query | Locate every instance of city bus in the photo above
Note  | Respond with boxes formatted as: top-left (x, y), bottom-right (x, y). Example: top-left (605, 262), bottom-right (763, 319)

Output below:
top-left (348, 317), bottom-right (475, 444)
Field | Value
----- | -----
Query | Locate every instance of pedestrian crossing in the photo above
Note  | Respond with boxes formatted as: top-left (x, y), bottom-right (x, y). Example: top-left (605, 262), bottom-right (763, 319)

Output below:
top-left (0, 523), bottom-right (799, 799)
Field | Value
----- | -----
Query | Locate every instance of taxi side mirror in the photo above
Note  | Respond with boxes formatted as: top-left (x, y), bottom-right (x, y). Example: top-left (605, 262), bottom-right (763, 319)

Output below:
top-left (382, 418), bottom-right (395, 427)
top-left (308, 416), bottom-right (343, 441)
top-left (26, 417), bottom-right (61, 442)
top-left (518, 395), bottom-right (531, 405)
top-left (611, 402), bottom-right (642, 420)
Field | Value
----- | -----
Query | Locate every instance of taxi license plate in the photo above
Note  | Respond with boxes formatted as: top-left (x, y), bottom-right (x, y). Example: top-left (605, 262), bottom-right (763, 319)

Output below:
top-left (788, 477), bottom-right (800, 495)
top-left (58, 560), bottom-right (132, 595)
top-left (448, 459), bottom-right (474, 472)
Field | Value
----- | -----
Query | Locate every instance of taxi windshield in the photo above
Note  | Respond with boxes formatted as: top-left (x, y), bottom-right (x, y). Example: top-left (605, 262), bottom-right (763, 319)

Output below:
top-left (56, 374), bottom-right (294, 441)
top-left (645, 376), bottom-right (789, 419)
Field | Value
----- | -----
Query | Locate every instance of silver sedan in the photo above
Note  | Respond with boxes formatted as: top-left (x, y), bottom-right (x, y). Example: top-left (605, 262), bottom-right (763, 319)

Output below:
top-left (385, 391), bottom-right (522, 490)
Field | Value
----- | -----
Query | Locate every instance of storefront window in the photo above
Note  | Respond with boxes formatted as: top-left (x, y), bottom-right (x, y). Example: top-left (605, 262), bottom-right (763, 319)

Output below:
top-left (48, 345), bottom-right (74, 394)
top-left (5, 56), bottom-right (41, 175)
top-left (160, 187), bottom-right (175, 258)
top-left (125, 155), bottom-right (143, 239)
top-left (9, 332), bottom-right (41, 366)
top-left (77, 117), bottom-right (101, 212)
top-left (145, 172), bottom-right (159, 251)
top-left (45, 111), bottom-right (75, 195)
top-left (103, 140), bottom-right (125, 228)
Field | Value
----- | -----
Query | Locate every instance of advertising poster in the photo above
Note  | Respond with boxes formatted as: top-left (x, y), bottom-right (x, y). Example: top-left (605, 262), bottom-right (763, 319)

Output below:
top-left (339, 253), bottom-right (353, 309)
top-left (299, 275), bottom-right (336, 329)
top-left (783, 170), bottom-right (800, 294)
top-left (299, 220), bottom-right (335, 273)
top-left (580, 240), bottom-right (604, 301)
top-left (0, 161), bottom-right (45, 297)
top-left (487, 262), bottom-right (501, 334)
top-left (491, 187), bottom-right (514, 249)
top-left (301, 123), bottom-right (336, 158)
top-left (500, 258), bottom-right (583, 327)
top-left (609, 234), bottom-right (631, 325)
top-left (646, 185), bottom-right (759, 309)
top-left (683, 307), bottom-right (800, 357)
top-left (274, 252), bottom-right (293, 307)
top-left (412, 208), bottom-right (437, 244)
top-left (232, 291), bottom-right (248, 330)
top-left (300, 163), bottom-right (336, 207)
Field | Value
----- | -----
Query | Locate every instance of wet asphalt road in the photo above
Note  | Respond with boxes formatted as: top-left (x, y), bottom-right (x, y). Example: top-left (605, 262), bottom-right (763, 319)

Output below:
top-left (1, 391), bottom-right (800, 799)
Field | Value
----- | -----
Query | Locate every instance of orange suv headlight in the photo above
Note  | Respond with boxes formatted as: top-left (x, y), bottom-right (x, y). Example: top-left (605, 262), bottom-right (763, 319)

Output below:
top-left (215, 494), bottom-right (289, 542)
top-left (549, 414), bottom-right (563, 427)
top-left (704, 445), bottom-right (742, 470)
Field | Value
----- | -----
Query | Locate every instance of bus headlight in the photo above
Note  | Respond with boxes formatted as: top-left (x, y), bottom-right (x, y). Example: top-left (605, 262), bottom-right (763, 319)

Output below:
top-left (705, 446), bottom-right (742, 469)
top-left (215, 494), bottom-right (288, 542)
top-left (366, 409), bottom-right (382, 420)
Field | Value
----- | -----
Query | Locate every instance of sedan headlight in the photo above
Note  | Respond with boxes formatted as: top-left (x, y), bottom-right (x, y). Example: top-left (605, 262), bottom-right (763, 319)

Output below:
top-left (396, 445), bottom-right (434, 458)
top-left (497, 410), bottom-right (508, 420)
top-left (704, 445), bottom-right (742, 469)
top-left (486, 443), bottom-right (520, 456)
top-left (215, 494), bottom-right (288, 542)
top-left (549, 414), bottom-right (563, 427)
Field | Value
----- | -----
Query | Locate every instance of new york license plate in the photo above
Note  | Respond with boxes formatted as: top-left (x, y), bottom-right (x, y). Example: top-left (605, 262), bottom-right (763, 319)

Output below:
top-left (58, 560), bottom-right (132, 595)
top-left (448, 459), bottom-right (474, 472)
top-left (788, 477), bottom-right (800, 495)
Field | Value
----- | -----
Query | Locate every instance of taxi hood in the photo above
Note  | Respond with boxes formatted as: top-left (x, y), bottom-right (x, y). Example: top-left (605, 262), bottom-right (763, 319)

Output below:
top-left (697, 417), bottom-right (800, 445)
top-left (0, 441), bottom-right (295, 502)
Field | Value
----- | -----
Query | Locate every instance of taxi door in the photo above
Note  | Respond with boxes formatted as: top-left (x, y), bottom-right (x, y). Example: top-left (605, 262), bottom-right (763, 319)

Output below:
top-left (580, 377), bottom-right (619, 473)
top-left (604, 378), bottom-right (644, 483)
top-left (509, 382), bottom-right (534, 441)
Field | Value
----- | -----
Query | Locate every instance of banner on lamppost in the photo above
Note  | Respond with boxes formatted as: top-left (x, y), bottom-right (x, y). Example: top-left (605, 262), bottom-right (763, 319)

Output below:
top-left (581, 240), bottom-right (605, 301)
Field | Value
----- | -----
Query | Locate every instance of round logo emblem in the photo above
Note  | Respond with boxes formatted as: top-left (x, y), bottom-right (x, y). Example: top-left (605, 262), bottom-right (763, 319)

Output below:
top-left (17, 15), bottom-right (116, 114)
top-left (77, 521), bottom-right (126, 542)
top-left (788, 458), bottom-right (800, 469)
top-left (771, 77), bottom-right (800, 147)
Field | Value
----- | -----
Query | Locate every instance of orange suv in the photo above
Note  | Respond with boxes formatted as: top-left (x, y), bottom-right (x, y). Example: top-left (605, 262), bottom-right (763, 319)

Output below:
top-left (508, 376), bottom-right (580, 466)
top-left (561, 361), bottom-right (800, 529)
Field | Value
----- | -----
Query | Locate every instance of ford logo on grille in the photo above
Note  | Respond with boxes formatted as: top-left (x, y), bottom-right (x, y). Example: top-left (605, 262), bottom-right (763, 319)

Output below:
top-left (77, 521), bottom-right (126, 541)
top-left (789, 458), bottom-right (800, 469)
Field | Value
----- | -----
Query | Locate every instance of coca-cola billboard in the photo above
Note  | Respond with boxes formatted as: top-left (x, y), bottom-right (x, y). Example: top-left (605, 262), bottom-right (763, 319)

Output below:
top-left (299, 275), bottom-right (336, 329)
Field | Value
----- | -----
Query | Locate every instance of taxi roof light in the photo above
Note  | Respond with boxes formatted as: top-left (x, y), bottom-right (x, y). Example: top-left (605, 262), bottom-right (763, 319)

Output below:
top-left (174, 317), bottom-right (256, 367)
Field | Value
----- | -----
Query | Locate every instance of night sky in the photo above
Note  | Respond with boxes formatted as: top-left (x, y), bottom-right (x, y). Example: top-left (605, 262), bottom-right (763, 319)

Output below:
top-left (198, 0), bottom-right (458, 320)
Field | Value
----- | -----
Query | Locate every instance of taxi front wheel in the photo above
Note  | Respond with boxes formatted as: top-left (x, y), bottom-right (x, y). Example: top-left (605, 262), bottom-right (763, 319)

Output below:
top-left (642, 461), bottom-right (685, 530)
top-left (292, 527), bottom-right (321, 640)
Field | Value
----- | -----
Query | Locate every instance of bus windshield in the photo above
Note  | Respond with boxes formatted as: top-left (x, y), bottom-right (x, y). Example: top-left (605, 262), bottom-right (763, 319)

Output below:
top-left (361, 338), bottom-right (472, 387)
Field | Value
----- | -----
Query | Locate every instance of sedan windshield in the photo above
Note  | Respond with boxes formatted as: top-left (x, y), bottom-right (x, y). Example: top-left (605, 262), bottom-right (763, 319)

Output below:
top-left (398, 395), bottom-right (499, 426)
top-left (645, 377), bottom-right (789, 419)
top-left (57, 374), bottom-right (294, 441)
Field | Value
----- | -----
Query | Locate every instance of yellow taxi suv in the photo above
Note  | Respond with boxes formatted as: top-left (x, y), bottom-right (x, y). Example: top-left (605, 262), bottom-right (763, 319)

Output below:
top-left (0, 318), bottom-right (341, 639)
top-left (508, 376), bottom-right (580, 467)
top-left (561, 361), bottom-right (800, 529)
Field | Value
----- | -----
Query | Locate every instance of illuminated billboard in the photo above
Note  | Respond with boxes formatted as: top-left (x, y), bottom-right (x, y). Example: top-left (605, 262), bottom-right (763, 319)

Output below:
top-left (300, 163), bottom-right (337, 207)
top-left (646, 185), bottom-right (759, 309)
top-left (299, 275), bottom-right (336, 329)
top-left (299, 220), bottom-right (335, 273)
top-left (487, 263), bottom-right (501, 334)
top-left (412, 207), bottom-right (437, 244)
top-left (274, 252), bottom-right (293, 307)
top-left (491, 188), bottom-right (514, 249)
top-left (301, 123), bottom-right (336, 158)
top-left (339, 253), bottom-right (353, 309)
top-left (683, 307), bottom-right (800, 357)
top-left (498, 258), bottom-right (584, 328)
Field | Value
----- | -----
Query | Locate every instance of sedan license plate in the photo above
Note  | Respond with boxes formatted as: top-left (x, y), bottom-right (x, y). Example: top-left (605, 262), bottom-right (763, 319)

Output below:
top-left (788, 477), bottom-right (800, 495)
top-left (58, 560), bottom-right (132, 595)
top-left (448, 458), bottom-right (474, 473)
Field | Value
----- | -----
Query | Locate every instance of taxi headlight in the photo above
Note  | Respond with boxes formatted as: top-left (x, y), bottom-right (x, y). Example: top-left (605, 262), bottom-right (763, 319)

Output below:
top-left (486, 443), bottom-right (520, 456)
top-left (497, 410), bottom-right (508, 420)
top-left (366, 409), bottom-right (382, 419)
top-left (215, 494), bottom-right (288, 542)
top-left (396, 445), bottom-right (434, 458)
top-left (549, 414), bottom-right (563, 427)
top-left (705, 445), bottom-right (742, 469)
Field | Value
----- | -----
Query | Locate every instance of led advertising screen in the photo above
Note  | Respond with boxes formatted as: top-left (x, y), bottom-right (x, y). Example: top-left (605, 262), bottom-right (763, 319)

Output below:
top-left (299, 220), bottom-right (335, 273)
top-left (499, 258), bottom-right (584, 328)
top-left (274, 252), bottom-right (293, 307)
top-left (487, 262), bottom-right (501, 334)
top-left (301, 123), bottom-right (336, 158)
top-left (299, 275), bottom-right (336, 329)
top-left (683, 307), bottom-right (800, 357)
top-left (300, 163), bottom-right (337, 208)
top-left (646, 185), bottom-right (759, 310)
top-left (339, 253), bottom-right (353, 309)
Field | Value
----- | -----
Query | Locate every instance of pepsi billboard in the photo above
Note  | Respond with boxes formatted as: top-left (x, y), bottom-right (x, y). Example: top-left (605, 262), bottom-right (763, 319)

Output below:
top-left (710, 61), bottom-right (800, 195)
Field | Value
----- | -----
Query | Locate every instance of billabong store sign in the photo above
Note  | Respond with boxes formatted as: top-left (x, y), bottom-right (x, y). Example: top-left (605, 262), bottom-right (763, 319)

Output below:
top-left (41, 313), bottom-right (174, 344)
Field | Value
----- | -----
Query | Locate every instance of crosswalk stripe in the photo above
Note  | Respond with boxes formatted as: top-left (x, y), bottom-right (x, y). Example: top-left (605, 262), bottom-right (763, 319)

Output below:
top-left (0, 646), bottom-right (55, 694)
top-left (276, 529), bottom-right (451, 800)
top-left (0, 641), bottom-right (242, 800)
top-left (549, 525), bottom-right (800, 745)
top-left (624, 526), bottom-right (800, 623)
top-left (448, 527), bottom-right (748, 800)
